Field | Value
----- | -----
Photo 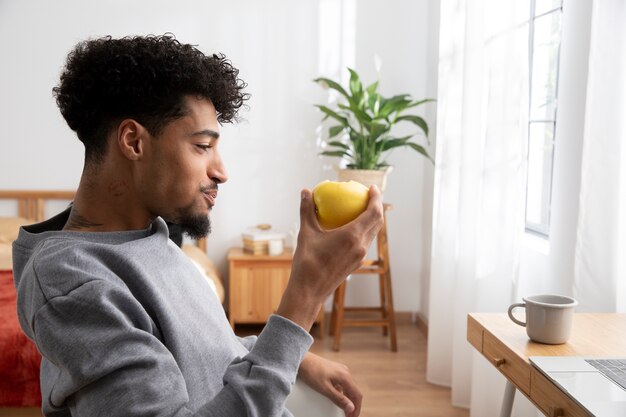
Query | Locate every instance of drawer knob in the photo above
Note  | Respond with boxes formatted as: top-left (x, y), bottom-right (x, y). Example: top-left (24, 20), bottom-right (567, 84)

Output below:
top-left (549, 407), bottom-right (564, 417)
top-left (493, 358), bottom-right (506, 368)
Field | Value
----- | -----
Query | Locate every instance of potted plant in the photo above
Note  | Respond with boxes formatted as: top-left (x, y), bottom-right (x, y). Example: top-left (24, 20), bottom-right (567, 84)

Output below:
top-left (314, 68), bottom-right (434, 191)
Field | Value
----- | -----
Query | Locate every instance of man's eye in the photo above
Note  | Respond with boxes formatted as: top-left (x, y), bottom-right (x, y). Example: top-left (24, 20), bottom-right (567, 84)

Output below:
top-left (196, 144), bottom-right (212, 151)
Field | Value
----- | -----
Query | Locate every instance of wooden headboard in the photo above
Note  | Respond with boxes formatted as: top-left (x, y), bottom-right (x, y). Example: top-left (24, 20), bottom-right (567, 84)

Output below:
top-left (0, 190), bottom-right (207, 251)
top-left (0, 190), bottom-right (75, 222)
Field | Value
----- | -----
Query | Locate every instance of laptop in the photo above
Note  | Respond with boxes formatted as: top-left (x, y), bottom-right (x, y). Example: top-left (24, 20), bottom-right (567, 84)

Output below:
top-left (530, 356), bottom-right (626, 416)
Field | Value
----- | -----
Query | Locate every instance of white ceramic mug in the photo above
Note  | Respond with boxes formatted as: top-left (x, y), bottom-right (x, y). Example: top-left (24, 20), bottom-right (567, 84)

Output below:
top-left (507, 294), bottom-right (578, 344)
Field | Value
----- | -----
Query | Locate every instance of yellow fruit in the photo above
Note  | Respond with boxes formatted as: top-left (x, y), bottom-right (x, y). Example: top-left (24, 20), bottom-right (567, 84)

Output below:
top-left (312, 180), bottom-right (369, 229)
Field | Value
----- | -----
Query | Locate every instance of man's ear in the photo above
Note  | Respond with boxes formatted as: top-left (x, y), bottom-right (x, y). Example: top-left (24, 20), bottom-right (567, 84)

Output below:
top-left (117, 119), bottom-right (149, 161)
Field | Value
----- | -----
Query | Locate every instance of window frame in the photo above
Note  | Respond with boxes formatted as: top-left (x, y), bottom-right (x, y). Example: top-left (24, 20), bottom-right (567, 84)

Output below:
top-left (524, 0), bottom-right (564, 237)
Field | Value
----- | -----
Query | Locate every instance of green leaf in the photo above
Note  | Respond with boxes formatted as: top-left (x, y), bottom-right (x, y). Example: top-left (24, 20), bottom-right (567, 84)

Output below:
top-left (326, 140), bottom-right (349, 150)
top-left (315, 105), bottom-right (349, 126)
top-left (328, 125), bottom-right (345, 138)
top-left (369, 93), bottom-right (381, 116)
top-left (407, 98), bottom-right (436, 108)
top-left (349, 130), bottom-right (366, 165)
top-left (349, 130), bottom-right (365, 146)
top-left (338, 103), bottom-right (372, 123)
top-left (408, 142), bottom-right (434, 163)
top-left (366, 80), bottom-right (379, 96)
top-left (367, 90), bottom-right (381, 115)
top-left (396, 115), bottom-right (429, 136)
top-left (380, 135), bottom-right (412, 151)
top-left (365, 82), bottom-right (379, 113)
top-left (379, 95), bottom-right (412, 118)
top-left (363, 121), bottom-right (389, 141)
top-left (313, 77), bottom-right (350, 100)
top-left (374, 139), bottom-right (386, 154)
top-left (320, 150), bottom-right (351, 158)
top-left (347, 68), bottom-right (363, 96)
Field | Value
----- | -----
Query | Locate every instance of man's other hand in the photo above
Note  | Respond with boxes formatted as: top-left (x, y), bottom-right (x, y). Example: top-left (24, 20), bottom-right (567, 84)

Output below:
top-left (298, 352), bottom-right (362, 417)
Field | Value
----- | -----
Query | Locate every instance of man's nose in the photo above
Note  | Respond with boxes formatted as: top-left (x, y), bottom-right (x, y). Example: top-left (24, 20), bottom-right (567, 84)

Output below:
top-left (209, 151), bottom-right (228, 184)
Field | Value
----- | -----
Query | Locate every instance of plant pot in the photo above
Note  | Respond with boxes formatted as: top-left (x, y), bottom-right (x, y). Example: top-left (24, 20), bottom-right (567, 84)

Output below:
top-left (337, 166), bottom-right (393, 192)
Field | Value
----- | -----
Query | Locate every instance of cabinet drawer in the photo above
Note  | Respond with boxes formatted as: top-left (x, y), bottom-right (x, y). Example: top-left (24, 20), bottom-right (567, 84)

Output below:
top-left (483, 331), bottom-right (531, 395)
top-left (530, 369), bottom-right (591, 417)
top-left (229, 264), bottom-right (290, 324)
top-left (467, 315), bottom-right (484, 351)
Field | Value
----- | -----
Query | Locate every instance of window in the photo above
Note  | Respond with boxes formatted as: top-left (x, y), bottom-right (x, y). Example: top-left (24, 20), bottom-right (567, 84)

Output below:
top-left (525, 0), bottom-right (563, 236)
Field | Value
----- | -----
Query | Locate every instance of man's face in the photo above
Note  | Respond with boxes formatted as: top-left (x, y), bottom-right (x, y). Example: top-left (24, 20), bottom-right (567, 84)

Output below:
top-left (138, 96), bottom-right (227, 238)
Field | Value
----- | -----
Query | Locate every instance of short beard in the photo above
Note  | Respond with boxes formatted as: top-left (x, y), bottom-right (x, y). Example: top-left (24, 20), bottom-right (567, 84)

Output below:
top-left (178, 214), bottom-right (211, 240)
top-left (167, 184), bottom-right (217, 240)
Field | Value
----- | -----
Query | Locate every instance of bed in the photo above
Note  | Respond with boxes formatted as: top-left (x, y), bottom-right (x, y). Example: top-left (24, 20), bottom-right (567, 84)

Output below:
top-left (0, 270), bottom-right (41, 407)
top-left (0, 190), bottom-right (222, 410)
top-left (0, 191), bottom-right (75, 408)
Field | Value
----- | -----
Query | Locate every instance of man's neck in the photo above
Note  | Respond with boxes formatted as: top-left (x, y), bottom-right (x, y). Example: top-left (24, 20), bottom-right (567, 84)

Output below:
top-left (64, 166), bottom-right (153, 232)
top-left (64, 205), bottom-right (105, 231)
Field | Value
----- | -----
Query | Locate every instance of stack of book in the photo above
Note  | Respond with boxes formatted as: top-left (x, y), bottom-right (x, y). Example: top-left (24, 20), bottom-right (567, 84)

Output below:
top-left (241, 226), bottom-right (286, 255)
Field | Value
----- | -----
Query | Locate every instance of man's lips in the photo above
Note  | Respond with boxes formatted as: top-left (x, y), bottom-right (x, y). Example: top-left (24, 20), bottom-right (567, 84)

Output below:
top-left (203, 190), bottom-right (217, 207)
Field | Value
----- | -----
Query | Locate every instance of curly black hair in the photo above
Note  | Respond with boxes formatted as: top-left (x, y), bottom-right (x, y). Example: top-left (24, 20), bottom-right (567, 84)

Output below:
top-left (53, 34), bottom-right (249, 163)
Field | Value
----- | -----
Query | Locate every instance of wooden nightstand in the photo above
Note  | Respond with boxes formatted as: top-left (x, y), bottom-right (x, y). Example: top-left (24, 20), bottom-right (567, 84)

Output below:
top-left (227, 247), bottom-right (324, 336)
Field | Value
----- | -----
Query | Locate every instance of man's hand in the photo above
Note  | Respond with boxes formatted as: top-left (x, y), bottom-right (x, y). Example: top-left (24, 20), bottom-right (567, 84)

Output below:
top-left (298, 352), bottom-right (362, 417)
top-left (276, 186), bottom-right (384, 330)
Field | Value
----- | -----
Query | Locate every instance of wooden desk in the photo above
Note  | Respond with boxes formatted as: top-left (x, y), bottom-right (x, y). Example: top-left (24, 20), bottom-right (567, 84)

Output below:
top-left (467, 313), bottom-right (626, 417)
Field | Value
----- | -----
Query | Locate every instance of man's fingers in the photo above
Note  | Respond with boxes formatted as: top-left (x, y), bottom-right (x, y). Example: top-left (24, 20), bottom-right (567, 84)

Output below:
top-left (327, 383), bottom-right (356, 415)
top-left (367, 185), bottom-right (384, 220)
top-left (359, 185), bottom-right (383, 221)
top-left (339, 380), bottom-right (362, 417)
top-left (367, 184), bottom-right (382, 207)
top-left (354, 185), bottom-right (384, 236)
top-left (299, 188), bottom-right (320, 230)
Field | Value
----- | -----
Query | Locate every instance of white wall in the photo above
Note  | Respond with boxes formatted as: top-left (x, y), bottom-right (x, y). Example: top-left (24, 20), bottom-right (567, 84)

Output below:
top-left (0, 0), bottom-right (439, 313)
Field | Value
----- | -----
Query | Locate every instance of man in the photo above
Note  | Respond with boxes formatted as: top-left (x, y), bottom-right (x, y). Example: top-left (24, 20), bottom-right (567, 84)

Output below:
top-left (12, 35), bottom-right (383, 416)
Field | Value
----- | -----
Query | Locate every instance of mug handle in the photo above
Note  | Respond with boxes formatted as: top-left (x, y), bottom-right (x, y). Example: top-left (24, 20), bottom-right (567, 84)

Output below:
top-left (507, 303), bottom-right (526, 327)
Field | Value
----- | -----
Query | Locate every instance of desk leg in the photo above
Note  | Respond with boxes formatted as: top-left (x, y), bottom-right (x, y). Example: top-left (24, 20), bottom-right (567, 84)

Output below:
top-left (499, 381), bottom-right (515, 417)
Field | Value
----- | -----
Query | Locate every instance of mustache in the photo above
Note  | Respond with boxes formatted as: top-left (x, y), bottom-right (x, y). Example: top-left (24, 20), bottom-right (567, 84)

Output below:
top-left (200, 183), bottom-right (219, 193)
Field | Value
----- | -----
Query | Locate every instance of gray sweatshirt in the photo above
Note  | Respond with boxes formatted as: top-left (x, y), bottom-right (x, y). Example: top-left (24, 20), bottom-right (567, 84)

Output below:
top-left (12, 208), bottom-right (313, 416)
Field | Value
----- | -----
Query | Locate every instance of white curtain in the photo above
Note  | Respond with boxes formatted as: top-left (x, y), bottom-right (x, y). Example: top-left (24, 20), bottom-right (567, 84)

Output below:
top-left (428, 0), bottom-right (626, 415)
top-left (426, 0), bottom-right (529, 410)
top-left (574, 0), bottom-right (626, 313)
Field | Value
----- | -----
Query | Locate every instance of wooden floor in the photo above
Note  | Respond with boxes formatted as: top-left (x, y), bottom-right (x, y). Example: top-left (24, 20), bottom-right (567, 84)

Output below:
top-left (306, 318), bottom-right (469, 417)
top-left (0, 317), bottom-right (468, 417)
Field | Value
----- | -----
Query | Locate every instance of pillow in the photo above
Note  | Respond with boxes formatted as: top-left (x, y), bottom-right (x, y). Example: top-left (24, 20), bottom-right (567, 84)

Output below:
top-left (189, 259), bottom-right (221, 302)
top-left (0, 217), bottom-right (31, 270)
top-left (0, 243), bottom-right (12, 271)
top-left (181, 244), bottom-right (225, 304)
top-left (0, 217), bottom-right (31, 244)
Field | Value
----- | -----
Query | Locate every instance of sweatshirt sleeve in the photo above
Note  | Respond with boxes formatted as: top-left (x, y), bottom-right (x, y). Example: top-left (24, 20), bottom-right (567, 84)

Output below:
top-left (33, 280), bottom-right (312, 417)
top-left (237, 335), bottom-right (258, 351)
